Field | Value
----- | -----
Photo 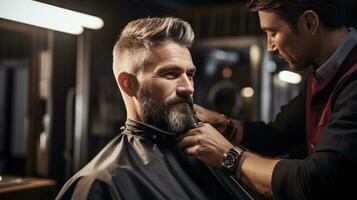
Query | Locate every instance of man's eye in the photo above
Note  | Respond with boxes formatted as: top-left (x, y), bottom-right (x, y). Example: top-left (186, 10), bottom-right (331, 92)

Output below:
top-left (269, 32), bottom-right (276, 37)
top-left (187, 73), bottom-right (195, 80)
top-left (163, 73), bottom-right (177, 79)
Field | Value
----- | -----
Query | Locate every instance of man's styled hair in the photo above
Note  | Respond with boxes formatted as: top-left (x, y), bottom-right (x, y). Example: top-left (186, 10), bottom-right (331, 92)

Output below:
top-left (247, 0), bottom-right (345, 31)
top-left (113, 17), bottom-right (194, 76)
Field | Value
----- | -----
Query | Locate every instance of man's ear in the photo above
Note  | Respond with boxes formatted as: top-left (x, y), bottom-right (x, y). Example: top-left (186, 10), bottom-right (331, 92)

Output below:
top-left (117, 72), bottom-right (138, 96)
top-left (302, 10), bottom-right (319, 35)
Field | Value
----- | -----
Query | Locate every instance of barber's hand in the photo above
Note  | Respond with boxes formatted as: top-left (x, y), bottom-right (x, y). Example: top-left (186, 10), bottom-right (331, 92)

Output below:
top-left (194, 104), bottom-right (244, 145)
top-left (177, 123), bottom-right (233, 168)
top-left (194, 104), bottom-right (228, 133)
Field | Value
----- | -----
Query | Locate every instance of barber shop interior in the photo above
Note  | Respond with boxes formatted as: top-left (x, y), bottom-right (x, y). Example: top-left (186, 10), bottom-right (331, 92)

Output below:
top-left (1, 0), bottom-right (357, 199)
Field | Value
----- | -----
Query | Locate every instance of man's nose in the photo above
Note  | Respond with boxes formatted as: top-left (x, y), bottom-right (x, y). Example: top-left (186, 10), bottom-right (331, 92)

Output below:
top-left (176, 75), bottom-right (194, 96)
top-left (267, 36), bottom-right (277, 53)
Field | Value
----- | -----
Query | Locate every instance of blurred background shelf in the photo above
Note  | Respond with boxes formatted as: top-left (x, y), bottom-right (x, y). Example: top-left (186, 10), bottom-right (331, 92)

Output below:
top-left (0, 176), bottom-right (56, 200)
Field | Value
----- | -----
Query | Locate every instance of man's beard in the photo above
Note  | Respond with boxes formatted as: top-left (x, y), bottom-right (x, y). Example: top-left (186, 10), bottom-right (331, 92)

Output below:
top-left (137, 87), bottom-right (196, 134)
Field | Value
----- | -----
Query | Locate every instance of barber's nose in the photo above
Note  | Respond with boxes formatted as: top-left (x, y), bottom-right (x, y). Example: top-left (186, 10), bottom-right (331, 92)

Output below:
top-left (176, 75), bottom-right (194, 96)
top-left (267, 36), bottom-right (277, 53)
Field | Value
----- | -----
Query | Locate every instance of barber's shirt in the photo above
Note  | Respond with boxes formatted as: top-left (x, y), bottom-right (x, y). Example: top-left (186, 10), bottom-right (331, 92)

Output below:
top-left (316, 27), bottom-right (357, 81)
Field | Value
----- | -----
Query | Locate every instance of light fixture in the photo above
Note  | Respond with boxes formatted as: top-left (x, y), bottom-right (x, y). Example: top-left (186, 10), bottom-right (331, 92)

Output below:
top-left (222, 67), bottom-right (232, 78)
top-left (278, 70), bottom-right (302, 84)
top-left (240, 87), bottom-right (254, 98)
top-left (0, 0), bottom-right (104, 35)
top-left (249, 44), bottom-right (261, 67)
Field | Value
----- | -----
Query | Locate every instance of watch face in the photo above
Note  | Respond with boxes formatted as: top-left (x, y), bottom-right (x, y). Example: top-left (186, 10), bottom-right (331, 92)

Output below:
top-left (223, 152), bottom-right (237, 169)
top-left (223, 146), bottom-right (244, 172)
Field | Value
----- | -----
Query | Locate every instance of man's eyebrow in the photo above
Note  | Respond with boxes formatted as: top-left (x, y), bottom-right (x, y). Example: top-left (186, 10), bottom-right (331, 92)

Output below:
top-left (261, 27), bottom-right (270, 32)
top-left (261, 27), bottom-right (275, 32)
top-left (156, 65), bottom-right (182, 72)
top-left (156, 65), bottom-right (196, 73)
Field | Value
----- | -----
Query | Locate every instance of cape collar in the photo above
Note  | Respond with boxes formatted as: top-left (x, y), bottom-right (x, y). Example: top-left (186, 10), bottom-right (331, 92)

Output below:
top-left (124, 118), bottom-right (179, 145)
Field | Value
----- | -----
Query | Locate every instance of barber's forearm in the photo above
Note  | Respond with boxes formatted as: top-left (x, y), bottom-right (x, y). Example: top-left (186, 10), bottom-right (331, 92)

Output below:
top-left (237, 151), bottom-right (279, 198)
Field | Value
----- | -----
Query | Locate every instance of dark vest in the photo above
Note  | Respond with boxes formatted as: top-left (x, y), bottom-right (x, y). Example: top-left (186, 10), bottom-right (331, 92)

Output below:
top-left (306, 44), bottom-right (357, 154)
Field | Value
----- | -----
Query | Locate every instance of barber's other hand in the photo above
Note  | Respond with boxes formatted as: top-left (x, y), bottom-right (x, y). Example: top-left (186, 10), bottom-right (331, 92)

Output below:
top-left (194, 104), bottom-right (227, 133)
top-left (177, 123), bottom-right (233, 168)
top-left (194, 104), bottom-right (244, 145)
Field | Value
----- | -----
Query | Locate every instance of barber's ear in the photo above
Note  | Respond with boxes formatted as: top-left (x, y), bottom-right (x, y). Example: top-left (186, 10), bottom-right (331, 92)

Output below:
top-left (302, 10), bottom-right (319, 35)
top-left (117, 72), bottom-right (138, 96)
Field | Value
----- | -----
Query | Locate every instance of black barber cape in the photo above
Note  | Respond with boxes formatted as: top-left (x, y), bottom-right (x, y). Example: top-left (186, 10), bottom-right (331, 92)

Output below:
top-left (56, 119), bottom-right (255, 200)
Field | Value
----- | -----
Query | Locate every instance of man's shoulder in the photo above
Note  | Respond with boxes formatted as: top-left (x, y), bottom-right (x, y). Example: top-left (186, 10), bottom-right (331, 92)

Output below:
top-left (55, 173), bottom-right (114, 200)
top-left (55, 134), bottom-right (129, 200)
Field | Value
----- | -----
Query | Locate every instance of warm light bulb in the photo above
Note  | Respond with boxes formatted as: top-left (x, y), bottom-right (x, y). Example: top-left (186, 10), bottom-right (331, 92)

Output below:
top-left (222, 67), bottom-right (232, 78)
top-left (240, 87), bottom-right (254, 98)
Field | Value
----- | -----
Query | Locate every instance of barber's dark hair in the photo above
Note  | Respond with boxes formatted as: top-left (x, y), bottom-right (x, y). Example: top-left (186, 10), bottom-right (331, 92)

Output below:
top-left (247, 0), bottom-right (345, 31)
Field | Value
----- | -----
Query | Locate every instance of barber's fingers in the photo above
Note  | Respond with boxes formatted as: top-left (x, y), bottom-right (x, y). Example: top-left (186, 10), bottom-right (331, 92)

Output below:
top-left (183, 145), bottom-right (200, 156)
top-left (193, 104), bottom-right (205, 115)
top-left (177, 135), bottom-right (199, 149)
top-left (194, 104), bottom-right (218, 121)
top-left (177, 123), bottom-right (206, 141)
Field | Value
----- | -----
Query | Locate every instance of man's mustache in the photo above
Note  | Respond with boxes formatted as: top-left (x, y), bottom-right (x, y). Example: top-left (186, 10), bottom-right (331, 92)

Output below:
top-left (167, 96), bottom-right (194, 109)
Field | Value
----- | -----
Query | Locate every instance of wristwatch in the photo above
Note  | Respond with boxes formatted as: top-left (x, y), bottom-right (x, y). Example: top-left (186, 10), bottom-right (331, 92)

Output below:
top-left (222, 146), bottom-right (245, 173)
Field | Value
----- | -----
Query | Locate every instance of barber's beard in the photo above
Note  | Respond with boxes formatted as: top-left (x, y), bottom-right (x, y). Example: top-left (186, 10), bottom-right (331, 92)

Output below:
top-left (137, 87), bottom-right (196, 134)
